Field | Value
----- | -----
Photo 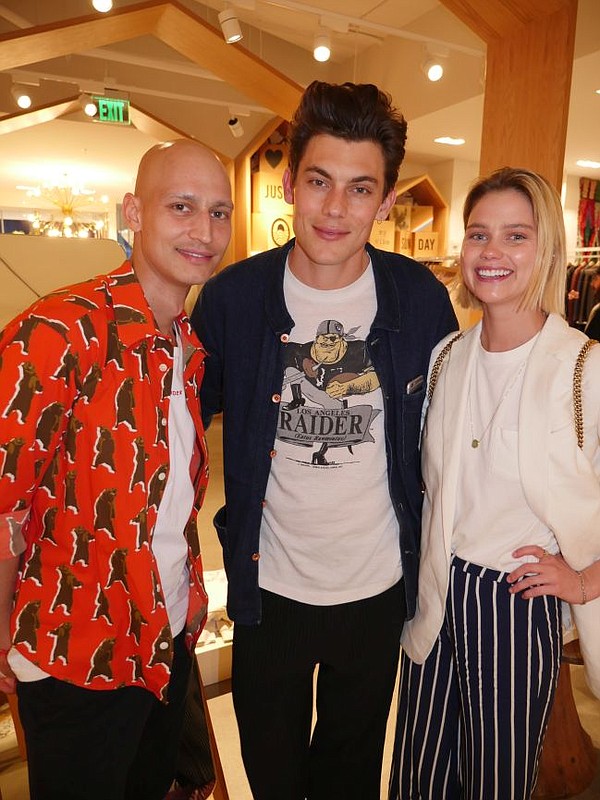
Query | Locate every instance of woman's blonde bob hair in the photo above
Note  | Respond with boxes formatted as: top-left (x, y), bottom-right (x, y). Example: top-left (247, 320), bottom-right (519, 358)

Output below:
top-left (455, 167), bottom-right (566, 314)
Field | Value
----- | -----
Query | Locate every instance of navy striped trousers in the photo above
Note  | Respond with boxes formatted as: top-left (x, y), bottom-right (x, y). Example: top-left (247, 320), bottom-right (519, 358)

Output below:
top-left (389, 556), bottom-right (562, 800)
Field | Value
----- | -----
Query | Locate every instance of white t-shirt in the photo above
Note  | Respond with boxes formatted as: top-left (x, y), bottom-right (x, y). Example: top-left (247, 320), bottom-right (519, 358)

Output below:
top-left (453, 334), bottom-right (558, 571)
top-left (258, 261), bottom-right (402, 605)
top-left (151, 328), bottom-right (195, 636)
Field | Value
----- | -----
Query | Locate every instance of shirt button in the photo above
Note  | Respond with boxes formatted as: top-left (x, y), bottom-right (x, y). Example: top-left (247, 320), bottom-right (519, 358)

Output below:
top-left (159, 641), bottom-right (169, 650)
top-left (272, 393), bottom-right (281, 403)
top-left (251, 552), bottom-right (260, 561)
top-left (161, 418), bottom-right (167, 426)
top-left (159, 363), bottom-right (168, 372)
top-left (158, 472), bottom-right (166, 481)
top-left (280, 333), bottom-right (289, 343)
top-left (269, 449), bottom-right (277, 458)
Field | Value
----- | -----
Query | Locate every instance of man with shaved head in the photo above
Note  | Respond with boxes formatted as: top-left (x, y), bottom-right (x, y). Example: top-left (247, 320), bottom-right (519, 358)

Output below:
top-left (0, 139), bottom-right (232, 799)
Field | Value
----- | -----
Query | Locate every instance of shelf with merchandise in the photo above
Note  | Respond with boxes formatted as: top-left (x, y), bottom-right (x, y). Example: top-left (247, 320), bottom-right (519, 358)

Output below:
top-left (389, 174), bottom-right (448, 259)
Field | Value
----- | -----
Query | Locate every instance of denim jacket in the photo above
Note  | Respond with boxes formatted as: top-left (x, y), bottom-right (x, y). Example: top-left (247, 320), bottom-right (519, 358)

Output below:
top-left (192, 240), bottom-right (457, 624)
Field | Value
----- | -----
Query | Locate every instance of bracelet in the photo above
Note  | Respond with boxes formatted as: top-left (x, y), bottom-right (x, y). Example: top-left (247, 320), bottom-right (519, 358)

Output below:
top-left (576, 569), bottom-right (588, 605)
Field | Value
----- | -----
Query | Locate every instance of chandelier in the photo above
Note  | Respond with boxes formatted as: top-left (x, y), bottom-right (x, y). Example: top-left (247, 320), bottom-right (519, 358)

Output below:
top-left (17, 175), bottom-right (109, 238)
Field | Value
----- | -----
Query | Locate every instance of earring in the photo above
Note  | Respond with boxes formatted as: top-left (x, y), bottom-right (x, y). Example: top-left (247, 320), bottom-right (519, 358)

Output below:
top-left (376, 219), bottom-right (383, 226)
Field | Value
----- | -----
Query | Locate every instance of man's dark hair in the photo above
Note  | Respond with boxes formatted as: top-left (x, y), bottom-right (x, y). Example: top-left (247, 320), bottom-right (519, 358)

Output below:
top-left (287, 81), bottom-right (407, 196)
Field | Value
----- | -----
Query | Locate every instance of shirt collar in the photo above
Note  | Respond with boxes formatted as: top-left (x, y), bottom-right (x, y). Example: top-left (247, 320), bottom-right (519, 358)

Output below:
top-left (100, 261), bottom-right (201, 354)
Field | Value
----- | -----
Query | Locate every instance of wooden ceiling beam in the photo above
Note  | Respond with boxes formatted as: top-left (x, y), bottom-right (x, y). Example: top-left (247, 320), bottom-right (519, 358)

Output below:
top-left (156, 3), bottom-right (302, 121)
top-left (440, 0), bottom-right (571, 41)
top-left (0, 2), bottom-right (165, 66)
top-left (0, 93), bottom-right (231, 168)
top-left (0, 0), bottom-right (302, 120)
top-left (128, 103), bottom-right (230, 165)
top-left (0, 96), bottom-right (81, 135)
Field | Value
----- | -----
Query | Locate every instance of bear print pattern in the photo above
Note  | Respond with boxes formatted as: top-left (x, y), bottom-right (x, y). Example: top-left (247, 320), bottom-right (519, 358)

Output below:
top-left (0, 263), bottom-right (209, 695)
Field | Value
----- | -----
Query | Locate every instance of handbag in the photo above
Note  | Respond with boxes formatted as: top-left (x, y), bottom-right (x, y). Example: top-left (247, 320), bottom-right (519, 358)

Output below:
top-left (573, 338), bottom-right (598, 448)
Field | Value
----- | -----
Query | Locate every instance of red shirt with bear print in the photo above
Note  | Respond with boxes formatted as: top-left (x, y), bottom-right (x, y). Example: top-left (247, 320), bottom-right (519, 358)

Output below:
top-left (0, 261), bottom-right (209, 700)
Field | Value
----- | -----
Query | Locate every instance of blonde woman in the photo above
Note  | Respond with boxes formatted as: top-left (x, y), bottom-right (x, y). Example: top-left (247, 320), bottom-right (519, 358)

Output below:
top-left (390, 167), bottom-right (600, 800)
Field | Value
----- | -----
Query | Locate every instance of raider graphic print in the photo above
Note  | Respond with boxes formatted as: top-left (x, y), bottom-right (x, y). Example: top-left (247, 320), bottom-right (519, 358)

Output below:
top-left (279, 319), bottom-right (381, 466)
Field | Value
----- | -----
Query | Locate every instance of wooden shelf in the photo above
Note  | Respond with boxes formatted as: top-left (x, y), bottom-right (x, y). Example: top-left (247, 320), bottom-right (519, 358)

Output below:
top-left (395, 174), bottom-right (448, 256)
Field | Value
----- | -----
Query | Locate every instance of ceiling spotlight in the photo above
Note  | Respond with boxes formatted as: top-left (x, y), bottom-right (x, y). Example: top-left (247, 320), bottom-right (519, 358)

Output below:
top-left (228, 117), bottom-right (244, 138)
top-left (92, 0), bottom-right (113, 11)
top-left (434, 136), bottom-right (465, 146)
top-left (577, 160), bottom-right (600, 169)
top-left (11, 84), bottom-right (32, 109)
top-left (79, 93), bottom-right (98, 118)
top-left (313, 29), bottom-right (331, 62)
top-left (423, 60), bottom-right (444, 82)
top-left (218, 7), bottom-right (243, 44)
top-left (422, 45), bottom-right (449, 82)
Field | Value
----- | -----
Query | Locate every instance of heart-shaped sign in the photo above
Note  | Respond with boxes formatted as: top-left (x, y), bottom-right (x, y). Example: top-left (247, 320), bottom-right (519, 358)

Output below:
top-left (265, 148), bottom-right (284, 169)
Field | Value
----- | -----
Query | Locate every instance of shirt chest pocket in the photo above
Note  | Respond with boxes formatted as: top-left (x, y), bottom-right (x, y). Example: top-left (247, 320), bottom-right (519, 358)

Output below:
top-left (489, 427), bottom-right (520, 481)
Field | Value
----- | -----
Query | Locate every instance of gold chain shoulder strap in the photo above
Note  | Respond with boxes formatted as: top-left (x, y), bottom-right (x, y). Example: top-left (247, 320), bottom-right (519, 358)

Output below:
top-left (573, 338), bottom-right (599, 449)
top-left (427, 333), bottom-right (598, 449)
top-left (427, 333), bottom-right (463, 402)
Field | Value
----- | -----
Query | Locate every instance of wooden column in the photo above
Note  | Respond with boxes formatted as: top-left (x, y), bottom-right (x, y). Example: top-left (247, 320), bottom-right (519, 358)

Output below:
top-left (440, 0), bottom-right (578, 190)
top-left (233, 152), bottom-right (252, 265)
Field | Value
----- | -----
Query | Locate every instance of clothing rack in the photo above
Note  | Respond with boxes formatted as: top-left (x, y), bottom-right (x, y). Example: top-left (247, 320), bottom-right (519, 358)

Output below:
top-left (566, 250), bottom-right (600, 328)
top-left (570, 246), bottom-right (600, 267)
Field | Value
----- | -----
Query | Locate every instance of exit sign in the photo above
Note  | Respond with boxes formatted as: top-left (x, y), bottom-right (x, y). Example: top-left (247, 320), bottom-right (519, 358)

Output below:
top-left (91, 96), bottom-right (130, 125)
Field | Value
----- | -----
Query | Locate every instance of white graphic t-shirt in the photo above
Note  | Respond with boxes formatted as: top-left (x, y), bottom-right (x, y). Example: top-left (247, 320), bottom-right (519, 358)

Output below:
top-left (258, 261), bottom-right (402, 605)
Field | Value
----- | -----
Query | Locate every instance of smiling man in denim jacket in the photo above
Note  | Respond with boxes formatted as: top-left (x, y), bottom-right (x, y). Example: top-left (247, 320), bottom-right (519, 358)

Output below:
top-left (192, 81), bottom-right (457, 800)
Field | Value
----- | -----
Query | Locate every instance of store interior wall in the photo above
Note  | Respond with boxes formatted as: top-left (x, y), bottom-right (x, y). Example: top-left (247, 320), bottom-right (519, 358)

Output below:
top-left (0, 235), bottom-right (125, 328)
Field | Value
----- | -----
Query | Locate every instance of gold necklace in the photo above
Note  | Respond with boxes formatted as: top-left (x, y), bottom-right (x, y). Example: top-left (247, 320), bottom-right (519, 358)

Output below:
top-left (468, 359), bottom-right (527, 449)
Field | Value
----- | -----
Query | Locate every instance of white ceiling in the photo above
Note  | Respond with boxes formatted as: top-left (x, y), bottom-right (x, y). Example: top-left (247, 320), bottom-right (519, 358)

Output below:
top-left (0, 0), bottom-right (597, 217)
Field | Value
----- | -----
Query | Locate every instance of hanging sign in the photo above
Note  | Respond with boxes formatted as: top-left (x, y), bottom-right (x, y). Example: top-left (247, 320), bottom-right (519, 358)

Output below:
top-left (91, 96), bottom-right (131, 125)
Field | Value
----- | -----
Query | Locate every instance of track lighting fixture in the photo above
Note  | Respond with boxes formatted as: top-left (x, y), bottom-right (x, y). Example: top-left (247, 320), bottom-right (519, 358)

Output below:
top-left (423, 60), bottom-right (444, 82)
top-left (313, 29), bottom-right (331, 63)
top-left (11, 84), bottom-right (32, 109)
top-left (422, 45), bottom-right (449, 82)
top-left (91, 0), bottom-right (113, 11)
top-left (218, 7), bottom-right (243, 44)
top-left (228, 117), bottom-right (244, 138)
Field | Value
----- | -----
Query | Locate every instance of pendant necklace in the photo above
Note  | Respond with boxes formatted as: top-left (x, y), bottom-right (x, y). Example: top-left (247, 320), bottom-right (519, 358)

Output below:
top-left (468, 359), bottom-right (527, 449)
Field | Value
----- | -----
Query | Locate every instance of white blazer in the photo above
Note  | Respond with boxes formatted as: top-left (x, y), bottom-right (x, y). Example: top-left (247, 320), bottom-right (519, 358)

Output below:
top-left (402, 313), bottom-right (600, 698)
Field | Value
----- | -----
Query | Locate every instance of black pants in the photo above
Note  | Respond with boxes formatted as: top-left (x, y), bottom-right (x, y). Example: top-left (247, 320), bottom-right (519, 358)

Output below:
top-left (17, 630), bottom-right (192, 800)
top-left (232, 582), bottom-right (405, 800)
